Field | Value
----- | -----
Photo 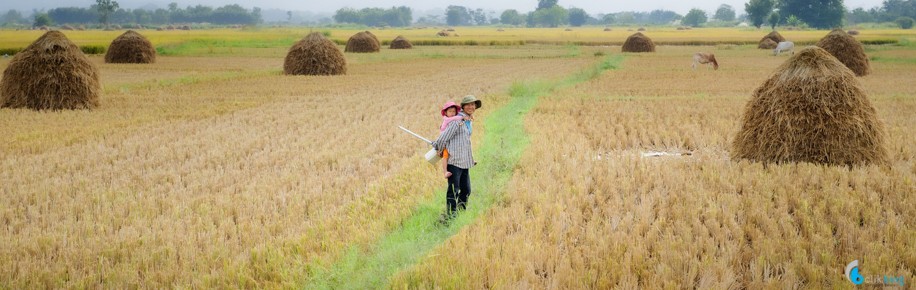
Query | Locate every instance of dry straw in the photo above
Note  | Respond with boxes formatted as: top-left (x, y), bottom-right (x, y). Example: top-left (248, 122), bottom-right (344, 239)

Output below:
top-left (816, 28), bottom-right (870, 76)
top-left (283, 32), bottom-right (347, 76)
top-left (758, 38), bottom-right (778, 49)
top-left (758, 31), bottom-right (785, 49)
top-left (345, 31), bottom-right (380, 53)
top-left (621, 32), bottom-right (655, 53)
top-left (105, 30), bottom-right (156, 64)
top-left (0, 31), bottom-right (100, 110)
top-left (389, 35), bottom-right (413, 49)
top-left (732, 47), bottom-right (888, 166)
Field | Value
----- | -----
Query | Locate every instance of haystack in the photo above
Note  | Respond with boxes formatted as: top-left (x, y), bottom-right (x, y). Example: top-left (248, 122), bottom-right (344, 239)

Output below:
top-left (603, 28), bottom-right (612, 31)
top-left (0, 31), bottom-right (100, 110)
top-left (758, 38), bottom-right (778, 49)
top-left (105, 30), bottom-right (156, 64)
top-left (621, 32), bottom-right (655, 52)
top-left (344, 31), bottom-right (380, 53)
top-left (731, 47), bottom-right (887, 166)
top-left (758, 31), bottom-right (785, 49)
top-left (637, 27), bottom-right (646, 31)
top-left (283, 32), bottom-right (346, 76)
top-left (816, 29), bottom-right (870, 76)
top-left (847, 30), bottom-right (860, 35)
top-left (389, 35), bottom-right (412, 49)
top-left (437, 30), bottom-right (450, 37)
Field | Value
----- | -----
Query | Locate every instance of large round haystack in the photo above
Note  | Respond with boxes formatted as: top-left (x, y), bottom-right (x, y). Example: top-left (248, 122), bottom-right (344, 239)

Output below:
top-left (621, 32), bottom-right (655, 52)
top-left (758, 38), bottom-right (778, 49)
top-left (283, 32), bottom-right (346, 76)
top-left (731, 47), bottom-right (887, 166)
top-left (816, 29), bottom-right (870, 76)
top-left (345, 31), bottom-right (380, 53)
top-left (758, 31), bottom-right (785, 49)
top-left (0, 31), bottom-right (100, 110)
top-left (105, 30), bottom-right (156, 64)
top-left (389, 35), bottom-right (412, 49)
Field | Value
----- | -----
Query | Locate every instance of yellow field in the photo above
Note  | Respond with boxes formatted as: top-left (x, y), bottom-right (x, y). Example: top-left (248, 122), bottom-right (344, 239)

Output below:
top-left (1, 28), bottom-right (915, 288)
top-left (391, 45), bottom-right (916, 288)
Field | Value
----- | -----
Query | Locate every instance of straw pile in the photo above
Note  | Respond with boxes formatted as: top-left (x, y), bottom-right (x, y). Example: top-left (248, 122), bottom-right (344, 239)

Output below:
top-left (731, 47), bottom-right (888, 166)
top-left (389, 35), bottom-right (412, 49)
top-left (0, 31), bottom-right (100, 110)
top-left (283, 32), bottom-right (346, 76)
top-left (621, 32), bottom-right (655, 53)
top-left (105, 30), bottom-right (156, 64)
top-left (816, 29), bottom-right (870, 76)
top-left (345, 31), bottom-right (380, 53)
top-left (758, 31), bottom-right (785, 49)
top-left (758, 38), bottom-right (778, 49)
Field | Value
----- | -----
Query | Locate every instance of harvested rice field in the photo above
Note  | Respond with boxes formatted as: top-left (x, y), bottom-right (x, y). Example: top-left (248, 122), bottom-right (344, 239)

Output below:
top-left (1, 28), bottom-right (914, 288)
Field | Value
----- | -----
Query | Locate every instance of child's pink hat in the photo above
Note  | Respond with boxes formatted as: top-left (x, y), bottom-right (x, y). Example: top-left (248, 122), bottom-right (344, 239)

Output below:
top-left (440, 101), bottom-right (461, 116)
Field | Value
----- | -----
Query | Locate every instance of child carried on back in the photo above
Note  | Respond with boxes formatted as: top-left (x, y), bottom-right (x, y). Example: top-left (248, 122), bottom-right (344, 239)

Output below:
top-left (438, 101), bottom-right (469, 178)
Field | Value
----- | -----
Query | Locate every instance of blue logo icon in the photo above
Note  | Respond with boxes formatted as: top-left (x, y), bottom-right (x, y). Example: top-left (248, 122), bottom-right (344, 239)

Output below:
top-left (846, 260), bottom-right (864, 285)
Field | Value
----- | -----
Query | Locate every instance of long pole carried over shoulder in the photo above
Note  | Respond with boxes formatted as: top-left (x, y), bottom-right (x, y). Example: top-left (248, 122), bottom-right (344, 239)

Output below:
top-left (397, 125), bottom-right (441, 165)
top-left (398, 125), bottom-right (433, 145)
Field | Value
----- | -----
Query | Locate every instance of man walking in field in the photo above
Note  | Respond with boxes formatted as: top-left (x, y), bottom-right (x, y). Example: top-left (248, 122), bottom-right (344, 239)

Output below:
top-left (432, 95), bottom-right (481, 222)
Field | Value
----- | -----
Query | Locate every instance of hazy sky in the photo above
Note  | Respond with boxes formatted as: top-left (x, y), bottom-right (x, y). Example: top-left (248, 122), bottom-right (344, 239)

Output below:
top-left (3, 0), bottom-right (885, 15)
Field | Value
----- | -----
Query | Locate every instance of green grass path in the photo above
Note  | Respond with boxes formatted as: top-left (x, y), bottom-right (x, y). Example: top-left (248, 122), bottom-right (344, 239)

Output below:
top-left (304, 54), bottom-right (623, 289)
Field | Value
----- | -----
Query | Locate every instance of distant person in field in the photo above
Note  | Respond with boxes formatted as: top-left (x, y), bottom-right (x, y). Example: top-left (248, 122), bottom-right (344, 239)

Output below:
top-left (438, 101), bottom-right (469, 179)
top-left (432, 95), bottom-right (481, 221)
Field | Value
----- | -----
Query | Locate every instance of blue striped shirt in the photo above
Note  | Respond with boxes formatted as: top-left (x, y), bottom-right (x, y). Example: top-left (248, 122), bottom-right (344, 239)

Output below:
top-left (432, 119), bottom-right (474, 169)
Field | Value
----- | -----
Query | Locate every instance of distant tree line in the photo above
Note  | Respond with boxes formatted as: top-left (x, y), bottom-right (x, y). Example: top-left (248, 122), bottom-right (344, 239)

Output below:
top-left (333, 6), bottom-right (412, 27)
top-left (846, 0), bottom-right (916, 26)
top-left (5, 0), bottom-right (916, 29)
top-left (1, 2), bottom-right (263, 27)
top-left (746, 0), bottom-right (916, 29)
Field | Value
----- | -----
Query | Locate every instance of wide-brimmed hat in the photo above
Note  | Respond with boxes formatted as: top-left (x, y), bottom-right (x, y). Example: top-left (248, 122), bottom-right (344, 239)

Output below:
top-left (460, 95), bottom-right (482, 109)
top-left (441, 101), bottom-right (461, 116)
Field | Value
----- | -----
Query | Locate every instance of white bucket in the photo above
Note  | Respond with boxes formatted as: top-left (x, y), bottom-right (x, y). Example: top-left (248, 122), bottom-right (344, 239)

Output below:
top-left (425, 149), bottom-right (442, 165)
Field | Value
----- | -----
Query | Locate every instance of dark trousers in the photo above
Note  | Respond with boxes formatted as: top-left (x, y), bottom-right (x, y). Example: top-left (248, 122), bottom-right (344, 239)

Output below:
top-left (446, 164), bottom-right (471, 213)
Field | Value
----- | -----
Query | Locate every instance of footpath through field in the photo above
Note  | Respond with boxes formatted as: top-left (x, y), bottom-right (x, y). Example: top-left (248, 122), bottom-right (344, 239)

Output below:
top-left (304, 54), bottom-right (624, 289)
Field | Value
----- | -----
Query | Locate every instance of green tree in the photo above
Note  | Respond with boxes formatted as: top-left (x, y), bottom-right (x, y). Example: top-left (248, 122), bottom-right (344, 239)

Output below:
top-left (846, 7), bottom-right (874, 24)
top-left (446, 5), bottom-right (471, 26)
top-left (537, 0), bottom-right (559, 10)
top-left (880, 0), bottom-right (916, 22)
top-left (714, 4), bottom-right (736, 21)
top-left (778, 0), bottom-right (844, 29)
top-left (897, 16), bottom-right (915, 28)
top-left (745, 0), bottom-right (774, 28)
top-left (616, 11), bottom-right (635, 24)
top-left (96, 0), bottom-right (119, 28)
top-left (568, 7), bottom-right (588, 26)
top-left (531, 5), bottom-right (567, 27)
top-left (768, 11), bottom-right (780, 29)
top-left (500, 9), bottom-right (524, 25)
top-left (2, 10), bottom-right (25, 24)
top-left (785, 14), bottom-right (805, 27)
top-left (682, 8), bottom-right (708, 27)
top-left (33, 13), bottom-right (52, 27)
top-left (601, 13), bottom-right (616, 25)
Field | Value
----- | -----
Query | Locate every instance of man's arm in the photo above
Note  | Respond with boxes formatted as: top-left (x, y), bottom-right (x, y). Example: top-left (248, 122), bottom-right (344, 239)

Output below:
top-left (432, 121), bottom-right (460, 151)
